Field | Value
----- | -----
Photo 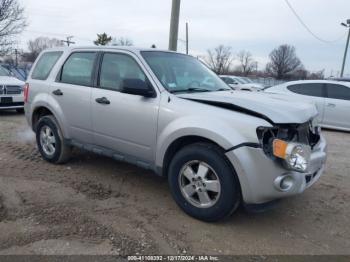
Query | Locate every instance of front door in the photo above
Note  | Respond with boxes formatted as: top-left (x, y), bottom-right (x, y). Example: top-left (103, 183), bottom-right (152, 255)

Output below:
top-left (91, 52), bottom-right (160, 163)
top-left (286, 83), bottom-right (326, 124)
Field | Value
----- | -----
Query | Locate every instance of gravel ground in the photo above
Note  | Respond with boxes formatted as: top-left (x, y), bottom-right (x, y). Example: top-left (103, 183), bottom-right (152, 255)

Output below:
top-left (0, 111), bottom-right (349, 255)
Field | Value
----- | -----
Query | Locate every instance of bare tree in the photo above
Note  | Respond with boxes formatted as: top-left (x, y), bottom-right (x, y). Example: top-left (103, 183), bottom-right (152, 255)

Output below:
top-left (22, 37), bottom-right (63, 62)
top-left (0, 0), bottom-right (26, 55)
top-left (112, 37), bottom-right (133, 46)
top-left (309, 69), bottom-right (325, 80)
top-left (266, 44), bottom-right (303, 79)
top-left (205, 45), bottom-right (233, 74)
top-left (237, 50), bottom-right (257, 76)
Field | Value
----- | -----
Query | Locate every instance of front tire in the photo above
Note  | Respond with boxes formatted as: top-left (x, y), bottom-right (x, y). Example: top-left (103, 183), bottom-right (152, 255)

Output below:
top-left (168, 143), bottom-right (241, 222)
top-left (36, 115), bottom-right (71, 164)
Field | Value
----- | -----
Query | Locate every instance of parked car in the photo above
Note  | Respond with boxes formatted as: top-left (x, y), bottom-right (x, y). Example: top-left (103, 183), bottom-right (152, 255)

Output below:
top-left (0, 65), bottom-right (25, 113)
top-left (266, 80), bottom-right (350, 132)
top-left (1, 64), bottom-right (29, 81)
top-left (220, 75), bottom-right (264, 91)
top-left (25, 47), bottom-right (326, 221)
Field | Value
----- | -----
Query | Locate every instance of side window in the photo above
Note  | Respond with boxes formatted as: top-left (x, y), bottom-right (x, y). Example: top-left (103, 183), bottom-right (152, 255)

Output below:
top-left (327, 84), bottom-right (350, 100)
top-left (60, 52), bottom-right (97, 86)
top-left (287, 83), bottom-right (325, 98)
top-left (99, 53), bottom-right (147, 91)
top-left (32, 52), bottom-right (63, 80)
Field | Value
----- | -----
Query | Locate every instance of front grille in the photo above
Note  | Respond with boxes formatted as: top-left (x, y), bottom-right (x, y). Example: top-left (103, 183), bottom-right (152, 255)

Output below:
top-left (4, 85), bottom-right (22, 95)
top-left (0, 86), bottom-right (3, 95)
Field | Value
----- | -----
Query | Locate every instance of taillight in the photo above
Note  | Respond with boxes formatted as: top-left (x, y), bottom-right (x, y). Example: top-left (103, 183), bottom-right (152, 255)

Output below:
top-left (24, 83), bottom-right (29, 103)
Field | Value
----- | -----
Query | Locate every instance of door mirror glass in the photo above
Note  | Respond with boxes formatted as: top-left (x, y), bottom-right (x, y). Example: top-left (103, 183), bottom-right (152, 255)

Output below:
top-left (122, 79), bottom-right (156, 98)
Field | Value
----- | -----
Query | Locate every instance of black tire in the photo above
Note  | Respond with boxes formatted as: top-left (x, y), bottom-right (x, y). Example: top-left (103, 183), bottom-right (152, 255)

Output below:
top-left (36, 115), bottom-right (71, 164)
top-left (16, 108), bottom-right (24, 114)
top-left (168, 143), bottom-right (241, 222)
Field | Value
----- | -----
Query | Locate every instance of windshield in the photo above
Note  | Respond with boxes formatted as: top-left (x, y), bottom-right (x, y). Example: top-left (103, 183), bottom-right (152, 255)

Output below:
top-left (0, 66), bottom-right (11, 77)
top-left (141, 51), bottom-right (231, 93)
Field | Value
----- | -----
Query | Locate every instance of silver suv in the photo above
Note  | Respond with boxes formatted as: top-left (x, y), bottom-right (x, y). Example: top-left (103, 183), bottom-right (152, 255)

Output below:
top-left (25, 47), bottom-right (327, 221)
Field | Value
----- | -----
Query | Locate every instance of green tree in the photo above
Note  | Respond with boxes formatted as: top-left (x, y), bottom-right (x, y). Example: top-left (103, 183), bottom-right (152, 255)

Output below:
top-left (94, 33), bottom-right (112, 46)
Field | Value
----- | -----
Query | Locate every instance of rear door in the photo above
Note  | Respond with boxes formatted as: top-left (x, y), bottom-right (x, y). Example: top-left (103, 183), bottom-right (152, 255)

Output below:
top-left (51, 51), bottom-right (98, 143)
top-left (286, 83), bottom-right (326, 123)
top-left (323, 83), bottom-right (350, 129)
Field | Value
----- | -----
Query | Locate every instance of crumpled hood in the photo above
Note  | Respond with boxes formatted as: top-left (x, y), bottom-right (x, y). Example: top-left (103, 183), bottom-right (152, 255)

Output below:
top-left (178, 91), bottom-right (318, 124)
top-left (0, 76), bottom-right (25, 86)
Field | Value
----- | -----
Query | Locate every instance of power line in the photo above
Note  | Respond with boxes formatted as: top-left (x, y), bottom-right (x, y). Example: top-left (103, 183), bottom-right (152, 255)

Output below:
top-left (284, 0), bottom-right (346, 43)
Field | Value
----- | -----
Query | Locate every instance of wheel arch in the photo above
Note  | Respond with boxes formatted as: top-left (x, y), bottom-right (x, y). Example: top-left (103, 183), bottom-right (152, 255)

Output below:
top-left (31, 103), bottom-right (69, 139)
top-left (160, 135), bottom-right (226, 177)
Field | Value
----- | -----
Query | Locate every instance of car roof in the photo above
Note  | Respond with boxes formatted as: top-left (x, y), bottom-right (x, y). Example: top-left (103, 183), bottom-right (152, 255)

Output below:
top-left (42, 46), bottom-right (178, 55)
top-left (276, 79), bottom-right (350, 87)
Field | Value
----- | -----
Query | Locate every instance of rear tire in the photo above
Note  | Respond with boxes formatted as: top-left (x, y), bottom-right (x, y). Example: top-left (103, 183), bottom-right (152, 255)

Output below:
top-left (16, 108), bottom-right (24, 114)
top-left (36, 115), bottom-right (71, 164)
top-left (168, 143), bottom-right (241, 222)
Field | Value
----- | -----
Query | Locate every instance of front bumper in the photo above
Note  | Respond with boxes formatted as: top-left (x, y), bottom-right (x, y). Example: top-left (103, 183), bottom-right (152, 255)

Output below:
top-left (0, 95), bottom-right (24, 109)
top-left (226, 135), bottom-right (327, 204)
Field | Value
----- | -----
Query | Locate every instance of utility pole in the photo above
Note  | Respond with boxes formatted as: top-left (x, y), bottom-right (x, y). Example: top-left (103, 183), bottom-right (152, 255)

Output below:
top-left (185, 22), bottom-right (189, 55)
top-left (169, 0), bottom-right (181, 51)
top-left (61, 36), bottom-right (75, 47)
top-left (340, 19), bottom-right (350, 77)
top-left (14, 49), bottom-right (18, 67)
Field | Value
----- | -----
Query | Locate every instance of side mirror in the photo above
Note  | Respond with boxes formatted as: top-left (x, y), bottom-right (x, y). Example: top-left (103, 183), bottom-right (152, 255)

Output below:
top-left (122, 79), bottom-right (156, 98)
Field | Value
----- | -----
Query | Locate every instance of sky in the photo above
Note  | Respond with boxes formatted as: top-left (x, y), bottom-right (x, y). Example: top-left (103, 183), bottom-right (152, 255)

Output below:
top-left (17, 0), bottom-right (350, 77)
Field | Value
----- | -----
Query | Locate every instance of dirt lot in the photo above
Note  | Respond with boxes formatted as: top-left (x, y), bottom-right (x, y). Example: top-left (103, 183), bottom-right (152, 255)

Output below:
top-left (0, 111), bottom-right (349, 255)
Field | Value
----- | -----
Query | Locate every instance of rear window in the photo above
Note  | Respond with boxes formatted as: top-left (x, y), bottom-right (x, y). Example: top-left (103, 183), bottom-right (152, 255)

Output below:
top-left (287, 83), bottom-right (325, 98)
top-left (31, 51), bottom-right (63, 80)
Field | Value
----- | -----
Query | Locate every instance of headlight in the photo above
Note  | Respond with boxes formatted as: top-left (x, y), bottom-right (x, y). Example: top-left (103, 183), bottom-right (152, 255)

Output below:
top-left (273, 139), bottom-right (311, 172)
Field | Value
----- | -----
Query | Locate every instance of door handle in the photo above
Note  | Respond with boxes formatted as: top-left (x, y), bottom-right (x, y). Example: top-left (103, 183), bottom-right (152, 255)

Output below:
top-left (327, 103), bottom-right (336, 108)
top-left (95, 97), bottom-right (110, 105)
top-left (52, 89), bottom-right (63, 96)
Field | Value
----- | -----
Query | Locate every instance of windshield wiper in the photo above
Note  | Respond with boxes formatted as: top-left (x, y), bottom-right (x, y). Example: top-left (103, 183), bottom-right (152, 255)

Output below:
top-left (170, 88), bottom-right (212, 94)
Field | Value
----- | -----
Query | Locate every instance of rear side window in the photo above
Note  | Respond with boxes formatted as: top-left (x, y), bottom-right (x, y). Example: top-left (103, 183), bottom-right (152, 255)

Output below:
top-left (287, 83), bottom-right (325, 98)
top-left (31, 52), bottom-right (63, 80)
top-left (327, 84), bottom-right (350, 100)
top-left (60, 52), bottom-right (97, 86)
